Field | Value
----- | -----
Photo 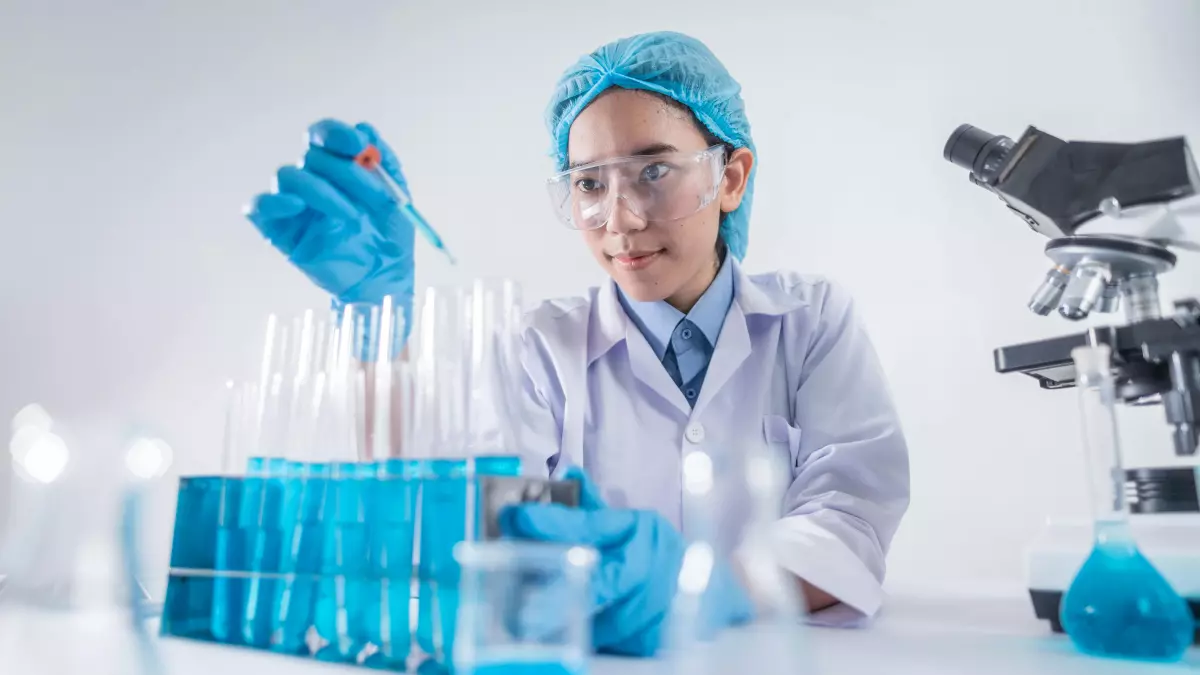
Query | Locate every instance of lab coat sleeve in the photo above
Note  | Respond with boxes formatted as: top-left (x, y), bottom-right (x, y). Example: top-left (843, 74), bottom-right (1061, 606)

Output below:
top-left (772, 280), bottom-right (911, 620)
top-left (512, 318), bottom-right (570, 479)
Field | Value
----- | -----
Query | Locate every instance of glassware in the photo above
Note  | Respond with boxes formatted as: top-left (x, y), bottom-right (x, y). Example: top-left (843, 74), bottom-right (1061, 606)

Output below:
top-left (163, 278), bottom-right (528, 671)
top-left (0, 414), bottom-right (162, 674)
top-left (663, 440), bottom-right (817, 675)
top-left (1060, 343), bottom-right (1194, 662)
top-left (453, 541), bottom-right (596, 675)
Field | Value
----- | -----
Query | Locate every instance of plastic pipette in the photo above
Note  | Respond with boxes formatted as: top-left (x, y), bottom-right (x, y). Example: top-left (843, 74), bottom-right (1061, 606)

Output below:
top-left (355, 145), bottom-right (457, 265)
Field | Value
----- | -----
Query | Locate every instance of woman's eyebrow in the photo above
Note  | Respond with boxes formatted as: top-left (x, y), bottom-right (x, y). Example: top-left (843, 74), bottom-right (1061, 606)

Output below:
top-left (568, 143), bottom-right (680, 170)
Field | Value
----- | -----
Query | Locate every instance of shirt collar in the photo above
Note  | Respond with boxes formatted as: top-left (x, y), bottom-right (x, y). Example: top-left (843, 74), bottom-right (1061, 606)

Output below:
top-left (590, 255), bottom-right (807, 365)
top-left (615, 253), bottom-right (735, 360)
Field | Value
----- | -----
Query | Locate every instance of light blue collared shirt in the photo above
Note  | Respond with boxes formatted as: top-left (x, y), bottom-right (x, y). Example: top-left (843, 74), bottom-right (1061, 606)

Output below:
top-left (617, 253), bottom-right (735, 405)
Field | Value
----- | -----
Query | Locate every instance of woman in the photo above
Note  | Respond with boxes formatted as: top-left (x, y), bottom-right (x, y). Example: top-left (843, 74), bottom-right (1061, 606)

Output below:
top-left (247, 31), bottom-right (910, 656)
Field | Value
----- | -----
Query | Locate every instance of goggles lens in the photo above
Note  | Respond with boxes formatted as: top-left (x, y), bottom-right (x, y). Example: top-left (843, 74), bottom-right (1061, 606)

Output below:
top-left (546, 145), bottom-right (727, 230)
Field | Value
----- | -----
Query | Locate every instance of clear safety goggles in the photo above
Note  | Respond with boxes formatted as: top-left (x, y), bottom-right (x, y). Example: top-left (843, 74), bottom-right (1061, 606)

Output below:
top-left (546, 145), bottom-right (728, 230)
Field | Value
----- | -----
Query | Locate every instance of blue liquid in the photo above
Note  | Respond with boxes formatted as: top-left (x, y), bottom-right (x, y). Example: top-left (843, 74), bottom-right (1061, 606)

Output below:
top-left (466, 661), bottom-right (584, 675)
top-left (362, 459), bottom-right (420, 668)
top-left (417, 456), bottom-right (521, 660)
top-left (165, 457), bottom-right (525, 669)
top-left (310, 462), bottom-right (368, 662)
top-left (1061, 522), bottom-right (1194, 662)
top-left (161, 476), bottom-right (222, 640)
top-left (271, 462), bottom-right (329, 654)
top-left (211, 478), bottom-right (247, 644)
top-left (238, 457), bottom-right (287, 647)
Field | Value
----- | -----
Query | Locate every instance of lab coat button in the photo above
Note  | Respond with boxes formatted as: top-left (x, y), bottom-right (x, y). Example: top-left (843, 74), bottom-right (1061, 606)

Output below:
top-left (685, 423), bottom-right (705, 443)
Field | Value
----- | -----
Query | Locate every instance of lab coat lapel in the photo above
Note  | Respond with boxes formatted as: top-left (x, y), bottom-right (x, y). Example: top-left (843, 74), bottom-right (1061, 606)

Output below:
top-left (594, 279), bottom-right (691, 416)
top-left (627, 322), bottom-right (692, 415)
top-left (693, 300), bottom-right (751, 415)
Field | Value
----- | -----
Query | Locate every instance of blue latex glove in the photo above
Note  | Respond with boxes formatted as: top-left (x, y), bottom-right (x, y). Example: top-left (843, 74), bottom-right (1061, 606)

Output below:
top-left (246, 119), bottom-right (416, 335)
top-left (499, 468), bottom-right (755, 657)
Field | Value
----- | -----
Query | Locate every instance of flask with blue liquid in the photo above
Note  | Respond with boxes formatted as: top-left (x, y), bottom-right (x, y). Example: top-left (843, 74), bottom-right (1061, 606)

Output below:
top-left (1060, 343), bottom-right (1194, 662)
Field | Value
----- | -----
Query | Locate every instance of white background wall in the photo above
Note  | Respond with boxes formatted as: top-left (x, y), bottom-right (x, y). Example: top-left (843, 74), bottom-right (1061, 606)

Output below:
top-left (1, 0), bottom-right (1198, 598)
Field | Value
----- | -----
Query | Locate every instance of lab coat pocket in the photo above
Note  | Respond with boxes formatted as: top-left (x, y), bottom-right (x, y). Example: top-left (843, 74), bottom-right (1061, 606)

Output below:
top-left (762, 414), bottom-right (803, 471)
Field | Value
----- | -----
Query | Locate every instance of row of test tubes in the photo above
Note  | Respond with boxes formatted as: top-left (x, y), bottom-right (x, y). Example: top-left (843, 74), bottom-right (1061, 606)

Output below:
top-left (161, 280), bottom-right (532, 671)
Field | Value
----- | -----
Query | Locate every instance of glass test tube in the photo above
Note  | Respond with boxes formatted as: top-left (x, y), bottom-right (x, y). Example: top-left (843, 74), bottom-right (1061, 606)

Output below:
top-left (413, 283), bottom-right (527, 664)
top-left (413, 285), bottom-right (471, 660)
top-left (311, 303), bottom-right (377, 662)
top-left (466, 279), bottom-right (525, 457)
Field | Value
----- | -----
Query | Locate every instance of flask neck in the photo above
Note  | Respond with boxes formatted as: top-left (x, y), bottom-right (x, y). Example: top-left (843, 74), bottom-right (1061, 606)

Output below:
top-left (1071, 345), bottom-right (1130, 524)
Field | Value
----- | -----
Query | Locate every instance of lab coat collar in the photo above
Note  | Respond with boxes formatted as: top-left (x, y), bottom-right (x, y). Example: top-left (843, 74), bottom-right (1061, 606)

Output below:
top-left (589, 257), bottom-right (804, 366)
top-left (731, 258), bottom-right (808, 317)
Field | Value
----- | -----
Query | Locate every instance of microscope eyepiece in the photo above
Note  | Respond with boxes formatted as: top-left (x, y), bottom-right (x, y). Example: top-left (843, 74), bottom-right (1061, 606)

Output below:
top-left (943, 124), bottom-right (1015, 186)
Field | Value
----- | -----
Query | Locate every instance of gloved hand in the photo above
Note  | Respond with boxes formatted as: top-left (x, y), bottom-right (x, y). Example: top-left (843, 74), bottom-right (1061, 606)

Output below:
top-left (499, 468), bottom-right (755, 657)
top-left (245, 119), bottom-right (416, 334)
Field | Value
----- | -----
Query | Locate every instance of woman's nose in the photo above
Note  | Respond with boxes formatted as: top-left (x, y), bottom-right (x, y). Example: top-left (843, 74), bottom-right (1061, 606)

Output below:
top-left (605, 196), bottom-right (647, 235)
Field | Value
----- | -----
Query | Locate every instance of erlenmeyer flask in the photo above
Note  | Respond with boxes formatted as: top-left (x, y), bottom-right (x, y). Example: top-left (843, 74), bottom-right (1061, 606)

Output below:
top-left (0, 421), bottom-right (162, 674)
top-left (1060, 343), bottom-right (1193, 662)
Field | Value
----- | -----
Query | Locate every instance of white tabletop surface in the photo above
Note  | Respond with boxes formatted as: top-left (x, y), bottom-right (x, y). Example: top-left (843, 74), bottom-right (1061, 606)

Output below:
top-left (156, 592), bottom-right (1200, 674)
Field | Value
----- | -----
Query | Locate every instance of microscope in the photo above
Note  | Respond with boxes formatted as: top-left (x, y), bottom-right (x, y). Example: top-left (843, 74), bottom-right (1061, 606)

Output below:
top-left (943, 124), bottom-right (1200, 638)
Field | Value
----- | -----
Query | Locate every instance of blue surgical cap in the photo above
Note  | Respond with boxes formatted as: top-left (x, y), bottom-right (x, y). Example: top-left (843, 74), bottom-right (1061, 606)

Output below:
top-left (545, 31), bottom-right (756, 260)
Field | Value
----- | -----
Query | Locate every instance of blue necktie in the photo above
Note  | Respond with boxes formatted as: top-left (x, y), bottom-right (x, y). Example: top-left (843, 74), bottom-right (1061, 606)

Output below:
top-left (662, 318), bottom-right (712, 407)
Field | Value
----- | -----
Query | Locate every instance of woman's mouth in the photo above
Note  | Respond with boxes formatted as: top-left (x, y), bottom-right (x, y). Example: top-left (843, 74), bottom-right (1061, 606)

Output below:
top-left (610, 249), bottom-right (663, 271)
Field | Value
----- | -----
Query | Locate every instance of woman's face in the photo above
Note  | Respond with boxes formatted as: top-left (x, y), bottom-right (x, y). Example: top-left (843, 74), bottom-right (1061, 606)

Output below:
top-left (567, 89), bottom-right (750, 309)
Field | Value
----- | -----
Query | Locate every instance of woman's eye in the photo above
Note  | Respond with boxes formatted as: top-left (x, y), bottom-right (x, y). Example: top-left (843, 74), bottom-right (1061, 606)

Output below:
top-left (575, 178), bottom-right (602, 193)
top-left (640, 162), bottom-right (672, 182)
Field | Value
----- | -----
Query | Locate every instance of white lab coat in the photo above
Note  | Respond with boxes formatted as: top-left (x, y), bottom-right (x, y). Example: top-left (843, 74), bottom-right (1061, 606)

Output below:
top-left (513, 258), bottom-right (910, 619)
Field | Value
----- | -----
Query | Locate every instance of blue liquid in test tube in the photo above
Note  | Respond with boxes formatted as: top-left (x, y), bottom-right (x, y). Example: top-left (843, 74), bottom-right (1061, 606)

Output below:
top-left (211, 474), bottom-right (247, 644)
top-left (270, 460), bottom-right (328, 654)
top-left (312, 461), bottom-right (373, 662)
top-left (359, 458), bottom-right (421, 670)
top-left (417, 456), bottom-right (521, 661)
top-left (161, 476), bottom-right (223, 640)
top-left (238, 456), bottom-right (287, 647)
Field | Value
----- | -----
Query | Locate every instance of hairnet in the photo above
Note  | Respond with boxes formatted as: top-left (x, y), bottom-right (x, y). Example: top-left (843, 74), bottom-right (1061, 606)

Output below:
top-left (545, 31), bottom-right (756, 260)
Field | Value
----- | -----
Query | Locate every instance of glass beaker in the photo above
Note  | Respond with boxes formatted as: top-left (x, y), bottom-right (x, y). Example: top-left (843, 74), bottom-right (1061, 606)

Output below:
top-left (663, 444), bottom-right (816, 675)
top-left (453, 541), bottom-right (596, 675)
top-left (0, 418), bottom-right (162, 674)
top-left (1060, 343), bottom-right (1194, 662)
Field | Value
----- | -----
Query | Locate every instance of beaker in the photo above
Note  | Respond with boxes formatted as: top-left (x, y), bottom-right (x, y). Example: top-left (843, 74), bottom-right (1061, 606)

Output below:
top-left (662, 443), bottom-right (817, 675)
top-left (453, 541), bottom-right (596, 675)
top-left (0, 417), bottom-right (162, 674)
top-left (1060, 343), bottom-right (1194, 662)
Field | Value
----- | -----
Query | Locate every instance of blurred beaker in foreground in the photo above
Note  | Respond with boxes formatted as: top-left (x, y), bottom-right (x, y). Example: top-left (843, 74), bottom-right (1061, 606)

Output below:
top-left (0, 414), bottom-right (162, 674)
top-left (453, 541), bottom-right (596, 675)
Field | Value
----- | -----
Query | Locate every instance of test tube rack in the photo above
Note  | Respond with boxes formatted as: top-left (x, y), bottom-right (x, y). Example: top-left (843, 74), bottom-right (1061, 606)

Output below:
top-left (160, 456), bottom-right (520, 672)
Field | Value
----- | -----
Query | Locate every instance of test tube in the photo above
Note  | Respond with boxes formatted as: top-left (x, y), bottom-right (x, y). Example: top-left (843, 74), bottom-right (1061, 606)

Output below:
top-left (240, 312), bottom-right (320, 648)
top-left (413, 285), bottom-right (471, 458)
top-left (465, 279), bottom-right (524, 456)
top-left (211, 381), bottom-right (257, 644)
top-left (270, 311), bottom-right (326, 654)
top-left (310, 303), bottom-right (376, 662)
top-left (411, 285), bottom-right (471, 659)
top-left (162, 382), bottom-right (240, 640)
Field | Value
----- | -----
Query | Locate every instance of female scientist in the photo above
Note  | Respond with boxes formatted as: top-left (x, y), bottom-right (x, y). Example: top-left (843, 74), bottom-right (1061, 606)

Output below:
top-left (247, 31), bottom-right (910, 656)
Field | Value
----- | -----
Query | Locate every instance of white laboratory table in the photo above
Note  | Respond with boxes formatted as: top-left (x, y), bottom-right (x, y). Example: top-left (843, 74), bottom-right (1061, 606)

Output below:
top-left (156, 592), bottom-right (1200, 674)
